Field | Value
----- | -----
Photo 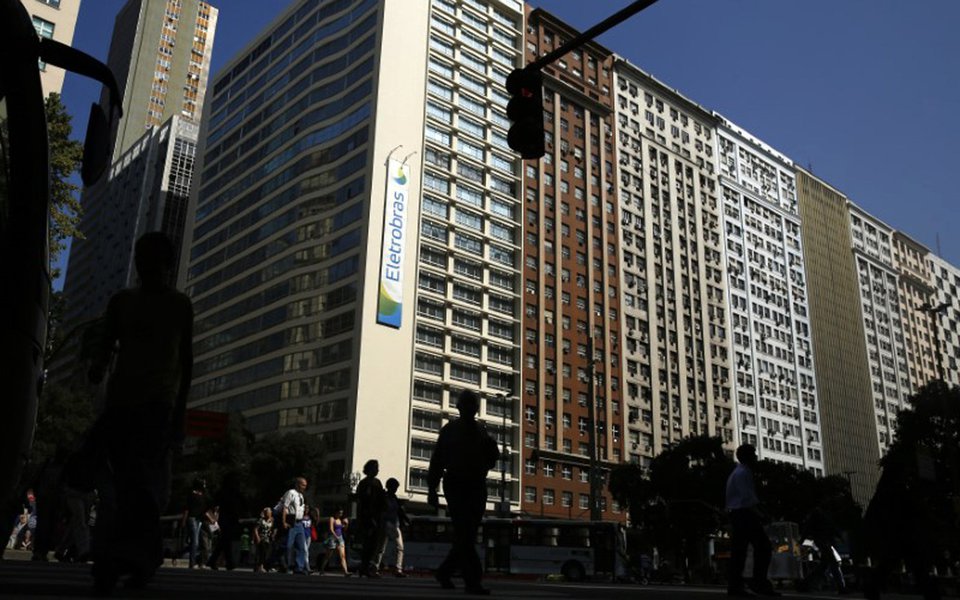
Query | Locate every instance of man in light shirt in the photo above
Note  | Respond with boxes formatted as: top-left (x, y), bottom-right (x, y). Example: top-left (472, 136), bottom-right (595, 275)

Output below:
top-left (281, 477), bottom-right (308, 574)
top-left (726, 444), bottom-right (778, 597)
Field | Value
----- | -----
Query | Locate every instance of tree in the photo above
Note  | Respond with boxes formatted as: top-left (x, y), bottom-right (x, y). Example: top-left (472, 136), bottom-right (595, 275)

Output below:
top-left (170, 425), bottom-right (327, 517)
top-left (24, 382), bottom-right (96, 483)
top-left (609, 435), bottom-right (733, 580)
top-left (859, 381), bottom-right (960, 595)
top-left (45, 92), bottom-right (84, 278)
top-left (248, 430), bottom-right (326, 509)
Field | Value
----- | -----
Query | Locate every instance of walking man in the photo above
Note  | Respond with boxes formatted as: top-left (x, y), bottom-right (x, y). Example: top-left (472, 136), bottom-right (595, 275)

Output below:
top-left (428, 390), bottom-right (499, 596)
top-left (87, 232), bottom-right (193, 593)
top-left (181, 479), bottom-right (207, 568)
top-left (355, 459), bottom-right (385, 576)
top-left (374, 477), bottom-right (410, 576)
top-left (726, 443), bottom-right (778, 597)
top-left (281, 477), bottom-right (309, 574)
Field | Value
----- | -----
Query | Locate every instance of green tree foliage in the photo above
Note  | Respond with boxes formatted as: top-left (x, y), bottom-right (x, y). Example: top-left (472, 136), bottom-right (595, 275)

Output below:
top-left (26, 382), bottom-right (95, 479)
top-left (610, 435), bottom-right (863, 580)
top-left (753, 462), bottom-right (860, 534)
top-left (860, 381), bottom-right (960, 571)
top-left (609, 435), bottom-right (733, 576)
top-left (248, 430), bottom-right (327, 508)
top-left (44, 92), bottom-right (84, 277)
top-left (171, 425), bottom-right (326, 517)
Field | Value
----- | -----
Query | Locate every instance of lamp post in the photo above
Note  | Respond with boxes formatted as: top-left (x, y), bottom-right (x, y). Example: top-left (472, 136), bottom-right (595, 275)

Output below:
top-left (497, 393), bottom-right (512, 517)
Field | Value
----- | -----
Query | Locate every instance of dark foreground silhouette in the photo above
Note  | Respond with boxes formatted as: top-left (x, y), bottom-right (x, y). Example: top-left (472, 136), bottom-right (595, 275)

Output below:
top-left (82, 232), bottom-right (193, 594)
top-left (427, 389), bottom-right (499, 596)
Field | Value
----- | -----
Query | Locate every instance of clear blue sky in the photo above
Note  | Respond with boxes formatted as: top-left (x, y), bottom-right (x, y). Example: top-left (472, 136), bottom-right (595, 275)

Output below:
top-left (57, 0), bottom-right (960, 287)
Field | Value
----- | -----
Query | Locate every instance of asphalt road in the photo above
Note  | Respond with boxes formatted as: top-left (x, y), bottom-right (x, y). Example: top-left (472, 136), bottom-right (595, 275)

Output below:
top-left (0, 553), bottom-right (928, 599)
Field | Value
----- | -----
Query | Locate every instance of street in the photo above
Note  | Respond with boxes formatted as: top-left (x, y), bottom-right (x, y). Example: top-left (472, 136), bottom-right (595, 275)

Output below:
top-left (0, 552), bottom-right (925, 600)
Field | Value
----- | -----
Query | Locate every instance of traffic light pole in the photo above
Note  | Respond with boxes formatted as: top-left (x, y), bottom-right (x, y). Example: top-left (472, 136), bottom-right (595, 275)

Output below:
top-left (506, 0), bottom-right (660, 158)
top-left (526, 0), bottom-right (660, 73)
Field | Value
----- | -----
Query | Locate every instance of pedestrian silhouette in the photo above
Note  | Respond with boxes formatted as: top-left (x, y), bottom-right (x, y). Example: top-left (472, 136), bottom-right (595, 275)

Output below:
top-left (427, 389), bottom-right (499, 596)
top-left (725, 443), bottom-right (779, 597)
top-left (355, 459), bottom-right (385, 576)
top-left (85, 231), bottom-right (193, 594)
top-left (374, 477), bottom-right (410, 576)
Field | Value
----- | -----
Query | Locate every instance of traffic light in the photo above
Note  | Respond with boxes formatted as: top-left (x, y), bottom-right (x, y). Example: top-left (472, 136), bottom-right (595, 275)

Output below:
top-left (505, 67), bottom-right (545, 160)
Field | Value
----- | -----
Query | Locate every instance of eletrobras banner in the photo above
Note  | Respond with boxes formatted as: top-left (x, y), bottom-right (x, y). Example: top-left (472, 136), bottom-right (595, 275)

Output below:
top-left (377, 159), bottom-right (410, 328)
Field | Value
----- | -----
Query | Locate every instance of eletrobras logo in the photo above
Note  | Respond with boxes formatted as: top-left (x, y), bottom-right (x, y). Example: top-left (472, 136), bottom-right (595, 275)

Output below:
top-left (377, 160), bottom-right (410, 328)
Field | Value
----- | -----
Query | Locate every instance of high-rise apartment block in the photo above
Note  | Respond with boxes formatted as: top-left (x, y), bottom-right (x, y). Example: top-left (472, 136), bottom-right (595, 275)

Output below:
top-left (848, 206), bottom-right (911, 454)
top-left (22, 0), bottom-right (82, 96)
top-left (892, 232), bottom-right (938, 391)
top-left (102, 0), bottom-right (217, 160)
top-left (518, 9), bottom-right (622, 518)
top-left (716, 122), bottom-right (823, 473)
top-left (611, 62), bottom-right (735, 470)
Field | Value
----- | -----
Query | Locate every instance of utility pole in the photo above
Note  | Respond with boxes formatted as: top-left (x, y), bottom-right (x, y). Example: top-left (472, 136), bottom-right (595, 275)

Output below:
top-left (587, 336), bottom-right (602, 521)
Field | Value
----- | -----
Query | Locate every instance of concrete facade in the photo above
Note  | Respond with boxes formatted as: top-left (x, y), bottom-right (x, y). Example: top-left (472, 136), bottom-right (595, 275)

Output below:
top-left (22, 0), bottom-right (81, 96)
top-left (892, 232), bottom-right (938, 391)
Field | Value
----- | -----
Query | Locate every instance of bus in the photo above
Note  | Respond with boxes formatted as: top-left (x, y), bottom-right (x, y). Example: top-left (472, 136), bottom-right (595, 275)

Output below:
top-left (404, 516), bottom-right (628, 581)
top-left (0, 0), bottom-right (120, 499)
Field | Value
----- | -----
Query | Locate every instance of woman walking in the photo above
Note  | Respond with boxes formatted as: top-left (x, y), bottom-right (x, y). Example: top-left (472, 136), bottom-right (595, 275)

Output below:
top-left (317, 507), bottom-right (350, 576)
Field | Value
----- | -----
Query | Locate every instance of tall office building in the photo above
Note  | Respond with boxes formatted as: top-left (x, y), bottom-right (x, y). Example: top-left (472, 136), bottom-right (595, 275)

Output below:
top-left (928, 254), bottom-right (960, 387)
top-left (795, 170), bottom-right (879, 504)
top-left (716, 121), bottom-right (823, 473)
top-left (518, 9), bottom-right (623, 519)
top-left (22, 0), bottom-right (82, 96)
top-left (182, 0), bottom-right (525, 506)
top-left (102, 0), bottom-right (217, 159)
top-left (892, 232), bottom-right (938, 391)
top-left (53, 0), bottom-right (215, 384)
top-left (53, 117), bottom-right (199, 384)
top-left (611, 62), bottom-right (735, 465)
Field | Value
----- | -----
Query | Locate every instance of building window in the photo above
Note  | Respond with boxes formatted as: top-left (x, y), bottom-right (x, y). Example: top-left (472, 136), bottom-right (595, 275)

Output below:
top-left (524, 486), bottom-right (537, 503)
top-left (32, 15), bottom-right (55, 70)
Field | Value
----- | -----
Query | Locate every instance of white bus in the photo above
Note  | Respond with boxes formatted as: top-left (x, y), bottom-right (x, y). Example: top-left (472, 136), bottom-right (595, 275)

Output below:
top-left (403, 516), bottom-right (628, 581)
